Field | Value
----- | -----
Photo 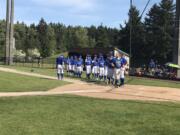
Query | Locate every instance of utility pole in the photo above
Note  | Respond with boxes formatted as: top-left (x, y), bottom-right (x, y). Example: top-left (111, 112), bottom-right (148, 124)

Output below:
top-left (5, 0), bottom-right (14, 65)
top-left (129, 0), bottom-right (133, 67)
top-left (9, 0), bottom-right (14, 65)
top-left (5, 0), bottom-right (10, 65)
top-left (173, 0), bottom-right (180, 78)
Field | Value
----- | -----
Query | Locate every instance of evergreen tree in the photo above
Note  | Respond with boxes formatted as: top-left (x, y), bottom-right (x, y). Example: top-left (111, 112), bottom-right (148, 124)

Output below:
top-left (119, 6), bottom-right (146, 66)
top-left (87, 25), bottom-right (97, 47)
top-left (25, 25), bottom-right (39, 57)
top-left (96, 25), bottom-right (110, 48)
top-left (73, 26), bottom-right (89, 48)
top-left (37, 18), bottom-right (56, 57)
top-left (50, 23), bottom-right (67, 53)
top-left (145, 0), bottom-right (175, 63)
top-left (14, 22), bottom-right (27, 51)
top-left (0, 20), bottom-right (6, 57)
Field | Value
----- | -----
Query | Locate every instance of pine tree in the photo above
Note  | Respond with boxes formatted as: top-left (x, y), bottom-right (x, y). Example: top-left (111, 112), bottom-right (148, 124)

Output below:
top-left (0, 20), bottom-right (6, 57)
top-left (37, 18), bottom-right (56, 57)
top-left (96, 25), bottom-right (110, 48)
top-left (119, 6), bottom-right (146, 66)
top-left (145, 0), bottom-right (175, 63)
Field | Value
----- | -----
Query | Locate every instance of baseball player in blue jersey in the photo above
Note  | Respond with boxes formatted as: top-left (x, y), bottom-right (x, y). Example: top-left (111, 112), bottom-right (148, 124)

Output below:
top-left (98, 56), bottom-right (105, 81)
top-left (85, 55), bottom-right (92, 79)
top-left (73, 56), bottom-right (78, 77)
top-left (113, 53), bottom-right (127, 87)
top-left (56, 55), bottom-right (65, 80)
top-left (107, 52), bottom-right (115, 84)
top-left (113, 53), bottom-right (122, 87)
top-left (120, 54), bottom-right (127, 86)
top-left (76, 57), bottom-right (83, 78)
top-left (104, 58), bottom-right (108, 81)
top-left (69, 56), bottom-right (74, 76)
top-left (79, 55), bottom-right (83, 63)
top-left (92, 55), bottom-right (99, 80)
top-left (66, 57), bottom-right (71, 76)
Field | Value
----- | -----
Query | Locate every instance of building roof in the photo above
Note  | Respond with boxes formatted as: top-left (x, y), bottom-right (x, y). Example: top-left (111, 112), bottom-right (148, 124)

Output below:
top-left (115, 48), bottom-right (130, 56)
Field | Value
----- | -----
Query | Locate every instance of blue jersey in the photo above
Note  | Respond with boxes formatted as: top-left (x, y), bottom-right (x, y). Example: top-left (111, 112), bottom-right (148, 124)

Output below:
top-left (66, 58), bottom-right (70, 65)
top-left (76, 60), bottom-right (83, 67)
top-left (120, 57), bottom-right (127, 66)
top-left (114, 57), bottom-right (127, 69)
top-left (80, 58), bottom-right (84, 64)
top-left (79, 56), bottom-right (84, 64)
top-left (114, 58), bottom-right (122, 69)
top-left (93, 60), bottom-right (99, 66)
top-left (74, 59), bottom-right (78, 66)
top-left (99, 59), bottom-right (105, 67)
top-left (56, 56), bottom-right (64, 65)
top-left (108, 57), bottom-right (115, 68)
top-left (105, 59), bottom-right (108, 66)
top-left (69, 58), bottom-right (75, 65)
top-left (85, 58), bottom-right (92, 66)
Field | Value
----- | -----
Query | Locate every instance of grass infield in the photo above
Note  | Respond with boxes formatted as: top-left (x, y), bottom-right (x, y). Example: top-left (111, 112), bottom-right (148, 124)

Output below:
top-left (0, 71), bottom-right (69, 92)
top-left (0, 95), bottom-right (180, 135)
top-left (1, 65), bottom-right (180, 89)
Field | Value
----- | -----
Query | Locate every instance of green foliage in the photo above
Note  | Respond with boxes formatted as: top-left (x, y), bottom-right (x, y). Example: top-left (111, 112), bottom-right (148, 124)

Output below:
top-left (0, 20), bottom-right (6, 57)
top-left (145, 0), bottom-right (175, 63)
top-left (14, 22), bottom-right (27, 51)
top-left (37, 18), bottom-right (55, 57)
top-left (74, 26), bottom-right (89, 48)
top-left (0, 0), bottom-right (176, 65)
top-left (119, 6), bottom-right (146, 66)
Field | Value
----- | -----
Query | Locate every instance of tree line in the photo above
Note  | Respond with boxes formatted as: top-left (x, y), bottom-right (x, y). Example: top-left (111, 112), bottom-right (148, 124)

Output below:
top-left (0, 0), bottom-right (176, 66)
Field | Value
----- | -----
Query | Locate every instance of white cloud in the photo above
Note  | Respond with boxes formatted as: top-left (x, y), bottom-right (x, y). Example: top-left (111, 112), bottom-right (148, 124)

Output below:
top-left (31, 0), bottom-right (96, 10)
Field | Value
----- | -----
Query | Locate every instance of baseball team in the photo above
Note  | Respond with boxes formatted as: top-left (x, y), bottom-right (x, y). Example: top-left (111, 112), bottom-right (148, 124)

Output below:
top-left (56, 52), bottom-right (127, 87)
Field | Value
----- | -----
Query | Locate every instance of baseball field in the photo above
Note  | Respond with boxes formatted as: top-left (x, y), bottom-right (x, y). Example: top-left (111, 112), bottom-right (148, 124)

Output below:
top-left (0, 65), bottom-right (180, 135)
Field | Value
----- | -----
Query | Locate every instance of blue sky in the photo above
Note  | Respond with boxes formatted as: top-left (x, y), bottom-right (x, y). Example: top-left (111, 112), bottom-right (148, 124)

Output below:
top-left (0, 0), bottom-right (163, 28)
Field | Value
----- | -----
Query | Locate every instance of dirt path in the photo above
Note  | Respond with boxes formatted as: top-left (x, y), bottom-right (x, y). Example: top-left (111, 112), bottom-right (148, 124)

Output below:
top-left (0, 67), bottom-right (180, 102)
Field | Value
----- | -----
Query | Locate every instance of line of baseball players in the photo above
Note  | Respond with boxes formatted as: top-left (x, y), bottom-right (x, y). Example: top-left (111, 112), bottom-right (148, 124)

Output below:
top-left (56, 52), bottom-right (127, 87)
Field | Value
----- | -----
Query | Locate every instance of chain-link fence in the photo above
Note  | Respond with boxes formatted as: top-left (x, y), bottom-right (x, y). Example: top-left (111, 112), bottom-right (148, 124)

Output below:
top-left (0, 57), bottom-right (56, 69)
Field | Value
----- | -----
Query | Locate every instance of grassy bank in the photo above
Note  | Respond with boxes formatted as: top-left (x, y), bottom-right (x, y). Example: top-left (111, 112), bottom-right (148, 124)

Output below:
top-left (0, 71), bottom-right (69, 92)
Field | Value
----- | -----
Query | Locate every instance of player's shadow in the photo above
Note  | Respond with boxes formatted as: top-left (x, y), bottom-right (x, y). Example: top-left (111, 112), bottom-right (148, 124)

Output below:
top-left (39, 78), bottom-right (55, 81)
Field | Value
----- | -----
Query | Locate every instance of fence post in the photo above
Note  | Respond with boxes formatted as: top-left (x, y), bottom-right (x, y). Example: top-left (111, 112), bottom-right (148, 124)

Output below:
top-left (32, 58), bottom-right (33, 68)
top-left (42, 59), bottom-right (44, 68)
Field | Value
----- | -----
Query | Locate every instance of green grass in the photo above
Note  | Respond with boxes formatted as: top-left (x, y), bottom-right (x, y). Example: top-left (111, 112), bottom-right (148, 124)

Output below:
top-left (126, 76), bottom-right (180, 88)
top-left (0, 95), bottom-right (180, 135)
top-left (1, 65), bottom-right (180, 89)
top-left (0, 71), bottom-right (69, 92)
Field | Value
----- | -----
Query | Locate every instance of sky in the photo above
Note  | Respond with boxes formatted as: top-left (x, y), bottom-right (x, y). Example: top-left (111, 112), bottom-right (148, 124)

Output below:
top-left (0, 0), bottom-right (163, 28)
